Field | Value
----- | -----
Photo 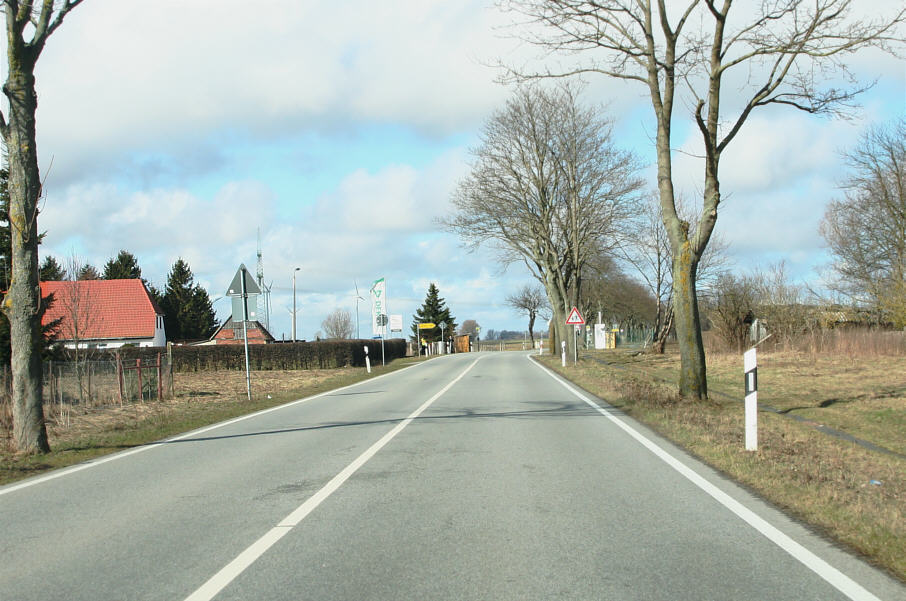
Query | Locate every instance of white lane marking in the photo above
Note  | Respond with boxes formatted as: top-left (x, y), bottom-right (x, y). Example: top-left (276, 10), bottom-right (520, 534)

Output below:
top-left (0, 361), bottom-right (426, 498)
top-left (184, 356), bottom-right (483, 601)
top-left (529, 355), bottom-right (883, 601)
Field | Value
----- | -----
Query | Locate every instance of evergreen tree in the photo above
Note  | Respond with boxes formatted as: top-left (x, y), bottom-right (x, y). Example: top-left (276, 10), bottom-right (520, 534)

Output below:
top-left (39, 256), bottom-right (66, 281)
top-left (410, 283), bottom-right (456, 344)
top-left (161, 258), bottom-right (217, 340)
top-left (184, 285), bottom-right (217, 339)
top-left (77, 264), bottom-right (100, 280)
top-left (145, 282), bottom-right (164, 307)
top-left (103, 250), bottom-right (142, 280)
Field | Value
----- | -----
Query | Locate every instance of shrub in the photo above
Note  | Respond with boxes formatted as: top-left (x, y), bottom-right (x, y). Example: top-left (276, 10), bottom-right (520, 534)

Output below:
top-left (105, 339), bottom-right (408, 373)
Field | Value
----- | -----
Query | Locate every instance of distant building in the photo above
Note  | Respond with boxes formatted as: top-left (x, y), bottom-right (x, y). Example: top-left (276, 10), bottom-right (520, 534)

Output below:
top-left (204, 318), bottom-right (275, 345)
top-left (41, 279), bottom-right (166, 349)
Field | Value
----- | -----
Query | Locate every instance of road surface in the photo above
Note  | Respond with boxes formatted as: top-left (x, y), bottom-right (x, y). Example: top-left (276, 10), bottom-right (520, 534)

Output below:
top-left (1, 351), bottom-right (903, 600)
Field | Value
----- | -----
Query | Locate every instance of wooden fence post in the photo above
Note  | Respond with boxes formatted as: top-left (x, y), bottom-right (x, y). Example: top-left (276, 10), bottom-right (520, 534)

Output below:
top-left (167, 342), bottom-right (174, 398)
top-left (156, 353), bottom-right (162, 401)
top-left (117, 354), bottom-right (124, 405)
top-left (136, 359), bottom-right (144, 403)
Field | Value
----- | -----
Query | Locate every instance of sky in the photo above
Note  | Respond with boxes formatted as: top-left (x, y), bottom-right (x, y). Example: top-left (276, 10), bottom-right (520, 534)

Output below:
top-left (9, 0), bottom-right (905, 341)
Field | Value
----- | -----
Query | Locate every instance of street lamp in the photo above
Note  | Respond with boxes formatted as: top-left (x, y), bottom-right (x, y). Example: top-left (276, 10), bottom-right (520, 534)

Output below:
top-left (292, 267), bottom-right (300, 342)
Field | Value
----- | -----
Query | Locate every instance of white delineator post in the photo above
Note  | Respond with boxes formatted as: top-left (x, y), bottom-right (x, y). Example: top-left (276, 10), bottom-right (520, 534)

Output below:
top-left (744, 347), bottom-right (758, 451)
top-left (364, 345), bottom-right (371, 374)
top-left (561, 340), bottom-right (566, 367)
top-left (539, 340), bottom-right (543, 355)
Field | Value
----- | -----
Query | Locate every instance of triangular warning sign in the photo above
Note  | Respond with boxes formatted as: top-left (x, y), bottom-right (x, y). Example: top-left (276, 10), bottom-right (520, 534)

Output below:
top-left (226, 263), bottom-right (261, 296)
top-left (565, 306), bottom-right (585, 325)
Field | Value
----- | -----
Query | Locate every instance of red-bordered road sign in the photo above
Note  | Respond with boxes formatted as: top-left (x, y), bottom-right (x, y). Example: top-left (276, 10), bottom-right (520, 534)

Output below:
top-left (565, 307), bottom-right (585, 325)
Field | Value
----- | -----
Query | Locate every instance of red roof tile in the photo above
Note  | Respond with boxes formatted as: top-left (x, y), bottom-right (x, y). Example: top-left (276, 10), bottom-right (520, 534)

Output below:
top-left (41, 279), bottom-right (162, 341)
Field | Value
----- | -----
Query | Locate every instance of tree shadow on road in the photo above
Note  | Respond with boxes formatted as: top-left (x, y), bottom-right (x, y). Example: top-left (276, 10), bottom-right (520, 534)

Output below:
top-left (165, 399), bottom-right (622, 446)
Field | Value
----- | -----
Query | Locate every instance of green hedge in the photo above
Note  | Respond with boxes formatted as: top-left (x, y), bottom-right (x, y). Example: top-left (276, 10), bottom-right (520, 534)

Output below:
top-left (106, 339), bottom-right (407, 373)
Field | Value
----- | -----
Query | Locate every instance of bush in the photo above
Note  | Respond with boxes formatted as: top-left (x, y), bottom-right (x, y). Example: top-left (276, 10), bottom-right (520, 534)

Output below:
top-left (104, 339), bottom-right (408, 373)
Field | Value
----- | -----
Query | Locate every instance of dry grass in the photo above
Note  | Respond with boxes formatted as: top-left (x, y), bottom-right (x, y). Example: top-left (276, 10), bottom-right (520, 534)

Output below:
top-left (538, 348), bottom-right (906, 582)
top-left (705, 351), bottom-right (906, 455)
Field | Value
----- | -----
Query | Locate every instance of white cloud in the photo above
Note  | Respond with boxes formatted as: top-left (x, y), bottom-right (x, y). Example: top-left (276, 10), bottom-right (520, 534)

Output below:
top-left (41, 180), bottom-right (275, 285)
top-left (28, 0), bottom-right (517, 185)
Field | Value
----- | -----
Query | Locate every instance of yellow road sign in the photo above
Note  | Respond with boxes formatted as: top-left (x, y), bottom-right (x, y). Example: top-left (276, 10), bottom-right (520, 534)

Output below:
top-left (418, 322), bottom-right (436, 329)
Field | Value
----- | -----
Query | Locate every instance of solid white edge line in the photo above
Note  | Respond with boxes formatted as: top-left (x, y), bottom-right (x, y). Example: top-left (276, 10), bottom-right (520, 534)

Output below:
top-left (0, 359), bottom-right (427, 498)
top-left (183, 356), bottom-right (483, 601)
top-left (528, 354), bottom-right (882, 601)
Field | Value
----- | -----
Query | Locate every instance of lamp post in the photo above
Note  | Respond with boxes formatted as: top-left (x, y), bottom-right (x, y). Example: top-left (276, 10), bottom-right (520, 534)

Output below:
top-left (292, 267), bottom-right (300, 342)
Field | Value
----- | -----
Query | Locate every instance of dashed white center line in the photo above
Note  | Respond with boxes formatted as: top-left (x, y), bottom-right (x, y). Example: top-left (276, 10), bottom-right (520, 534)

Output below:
top-left (184, 356), bottom-right (482, 601)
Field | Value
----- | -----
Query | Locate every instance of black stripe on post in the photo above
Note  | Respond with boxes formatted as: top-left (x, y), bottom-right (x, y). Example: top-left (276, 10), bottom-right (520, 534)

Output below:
top-left (745, 367), bottom-right (758, 395)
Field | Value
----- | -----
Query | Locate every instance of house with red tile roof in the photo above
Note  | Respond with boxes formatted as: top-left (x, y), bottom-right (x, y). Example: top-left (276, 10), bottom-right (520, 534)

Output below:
top-left (41, 279), bottom-right (166, 349)
top-left (202, 318), bottom-right (275, 345)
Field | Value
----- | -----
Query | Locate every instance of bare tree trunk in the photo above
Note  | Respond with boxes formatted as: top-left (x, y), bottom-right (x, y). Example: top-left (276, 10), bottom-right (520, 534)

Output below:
top-left (2, 1), bottom-right (83, 453)
top-left (652, 305), bottom-right (674, 354)
top-left (672, 247), bottom-right (707, 398)
top-left (5, 66), bottom-right (49, 453)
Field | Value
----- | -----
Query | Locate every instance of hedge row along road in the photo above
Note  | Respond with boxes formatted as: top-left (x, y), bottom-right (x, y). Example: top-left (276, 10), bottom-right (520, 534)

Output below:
top-left (1, 352), bottom-right (902, 600)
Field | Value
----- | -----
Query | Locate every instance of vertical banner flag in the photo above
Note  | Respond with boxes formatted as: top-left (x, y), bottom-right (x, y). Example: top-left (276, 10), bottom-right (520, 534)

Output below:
top-left (370, 277), bottom-right (385, 337)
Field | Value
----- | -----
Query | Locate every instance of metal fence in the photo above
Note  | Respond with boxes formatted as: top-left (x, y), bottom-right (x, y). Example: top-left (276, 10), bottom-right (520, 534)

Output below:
top-left (0, 354), bottom-right (173, 420)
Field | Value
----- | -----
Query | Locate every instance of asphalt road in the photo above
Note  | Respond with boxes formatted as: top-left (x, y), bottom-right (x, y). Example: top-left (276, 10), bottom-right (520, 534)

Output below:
top-left (1, 351), bottom-right (903, 601)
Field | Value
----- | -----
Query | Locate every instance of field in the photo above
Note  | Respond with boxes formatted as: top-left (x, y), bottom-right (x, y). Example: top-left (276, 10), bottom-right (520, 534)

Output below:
top-left (535, 338), bottom-right (905, 582)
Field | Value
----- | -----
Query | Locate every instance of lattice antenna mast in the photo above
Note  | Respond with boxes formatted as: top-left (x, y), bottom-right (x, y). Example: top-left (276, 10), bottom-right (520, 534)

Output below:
top-left (256, 228), bottom-right (264, 287)
top-left (256, 228), bottom-right (272, 330)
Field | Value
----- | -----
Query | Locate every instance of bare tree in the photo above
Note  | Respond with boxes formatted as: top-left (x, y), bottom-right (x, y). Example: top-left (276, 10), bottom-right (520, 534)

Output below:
top-left (505, 284), bottom-right (549, 346)
top-left (820, 118), bottom-right (906, 327)
top-left (581, 254), bottom-right (656, 331)
top-left (442, 84), bottom-right (642, 357)
top-left (56, 256), bottom-right (101, 404)
top-left (504, 0), bottom-right (904, 398)
top-left (2, 0), bottom-right (84, 453)
top-left (751, 262), bottom-right (811, 348)
top-left (709, 273), bottom-right (758, 354)
top-left (459, 319), bottom-right (480, 338)
top-left (619, 194), bottom-right (729, 352)
top-left (618, 196), bottom-right (674, 351)
top-left (321, 308), bottom-right (354, 339)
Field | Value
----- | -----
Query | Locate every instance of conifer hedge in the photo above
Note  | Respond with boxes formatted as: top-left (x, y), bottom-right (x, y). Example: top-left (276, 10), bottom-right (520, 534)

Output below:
top-left (107, 339), bottom-right (407, 373)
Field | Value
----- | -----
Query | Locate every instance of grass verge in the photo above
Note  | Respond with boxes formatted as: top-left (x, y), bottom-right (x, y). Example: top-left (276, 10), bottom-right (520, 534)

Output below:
top-left (535, 350), bottom-right (905, 582)
top-left (1, 358), bottom-right (425, 487)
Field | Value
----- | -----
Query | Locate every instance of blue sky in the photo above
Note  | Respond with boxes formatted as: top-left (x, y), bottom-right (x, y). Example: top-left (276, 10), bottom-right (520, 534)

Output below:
top-left (11, 0), bottom-right (906, 341)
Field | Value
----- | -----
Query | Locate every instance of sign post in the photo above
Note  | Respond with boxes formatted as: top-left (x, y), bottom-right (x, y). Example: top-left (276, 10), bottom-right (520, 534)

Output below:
top-left (565, 307), bottom-right (585, 365)
top-left (744, 347), bottom-right (758, 451)
top-left (370, 278), bottom-right (386, 366)
top-left (226, 264), bottom-right (261, 401)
